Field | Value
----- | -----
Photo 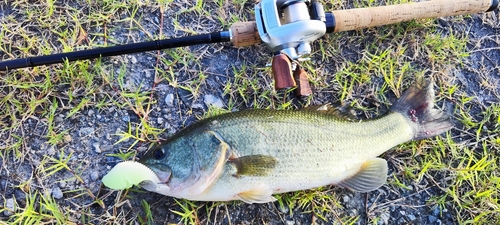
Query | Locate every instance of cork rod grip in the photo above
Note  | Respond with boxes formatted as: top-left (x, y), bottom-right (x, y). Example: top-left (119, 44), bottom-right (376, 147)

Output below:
top-left (230, 21), bottom-right (261, 47)
top-left (332, 0), bottom-right (495, 32)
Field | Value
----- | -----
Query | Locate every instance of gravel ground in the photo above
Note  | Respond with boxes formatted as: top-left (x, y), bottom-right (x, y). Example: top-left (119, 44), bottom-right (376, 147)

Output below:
top-left (1, 1), bottom-right (499, 224)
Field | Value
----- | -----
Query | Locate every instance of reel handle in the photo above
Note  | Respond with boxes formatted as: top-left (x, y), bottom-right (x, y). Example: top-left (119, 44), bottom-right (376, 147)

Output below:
top-left (271, 54), bottom-right (296, 89)
top-left (330, 0), bottom-right (497, 33)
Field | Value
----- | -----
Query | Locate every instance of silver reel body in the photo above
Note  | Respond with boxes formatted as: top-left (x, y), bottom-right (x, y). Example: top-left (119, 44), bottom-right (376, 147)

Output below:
top-left (255, 0), bottom-right (326, 60)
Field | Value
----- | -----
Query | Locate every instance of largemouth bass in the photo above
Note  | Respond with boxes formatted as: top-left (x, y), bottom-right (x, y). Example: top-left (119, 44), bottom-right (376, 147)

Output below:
top-left (139, 78), bottom-right (453, 203)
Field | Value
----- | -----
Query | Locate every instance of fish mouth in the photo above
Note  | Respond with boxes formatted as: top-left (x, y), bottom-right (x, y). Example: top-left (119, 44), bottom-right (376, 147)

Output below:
top-left (137, 163), bottom-right (172, 194)
top-left (149, 166), bottom-right (171, 183)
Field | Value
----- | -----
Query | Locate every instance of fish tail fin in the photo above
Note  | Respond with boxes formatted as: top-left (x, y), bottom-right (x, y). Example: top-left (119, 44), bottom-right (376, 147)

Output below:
top-left (390, 78), bottom-right (453, 140)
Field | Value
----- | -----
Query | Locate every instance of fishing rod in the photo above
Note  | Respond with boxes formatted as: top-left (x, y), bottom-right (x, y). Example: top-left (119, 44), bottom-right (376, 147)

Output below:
top-left (1, 0), bottom-right (498, 95)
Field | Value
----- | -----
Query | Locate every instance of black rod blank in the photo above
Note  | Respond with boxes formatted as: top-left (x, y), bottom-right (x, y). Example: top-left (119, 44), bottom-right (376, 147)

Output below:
top-left (0, 31), bottom-right (231, 71)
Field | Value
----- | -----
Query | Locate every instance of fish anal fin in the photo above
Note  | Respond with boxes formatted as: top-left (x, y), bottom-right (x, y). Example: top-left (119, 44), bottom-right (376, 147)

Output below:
top-left (229, 155), bottom-right (278, 177)
top-left (237, 184), bottom-right (277, 204)
top-left (337, 158), bottom-right (388, 192)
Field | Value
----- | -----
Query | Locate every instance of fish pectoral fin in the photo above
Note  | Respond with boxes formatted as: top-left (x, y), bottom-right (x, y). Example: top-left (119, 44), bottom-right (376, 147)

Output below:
top-left (229, 155), bottom-right (278, 177)
top-left (337, 158), bottom-right (388, 192)
top-left (237, 184), bottom-right (277, 204)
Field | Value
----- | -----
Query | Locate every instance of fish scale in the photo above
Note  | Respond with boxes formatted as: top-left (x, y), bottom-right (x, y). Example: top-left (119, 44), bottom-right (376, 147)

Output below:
top-left (139, 78), bottom-right (453, 203)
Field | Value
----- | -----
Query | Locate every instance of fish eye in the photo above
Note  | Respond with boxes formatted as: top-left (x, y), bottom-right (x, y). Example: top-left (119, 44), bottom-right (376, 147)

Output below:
top-left (153, 148), bottom-right (165, 160)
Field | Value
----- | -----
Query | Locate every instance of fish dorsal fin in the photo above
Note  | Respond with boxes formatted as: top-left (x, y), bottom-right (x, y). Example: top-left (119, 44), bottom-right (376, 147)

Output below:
top-left (237, 184), bottom-right (277, 204)
top-left (302, 104), bottom-right (357, 121)
top-left (229, 155), bottom-right (278, 177)
top-left (337, 158), bottom-right (388, 192)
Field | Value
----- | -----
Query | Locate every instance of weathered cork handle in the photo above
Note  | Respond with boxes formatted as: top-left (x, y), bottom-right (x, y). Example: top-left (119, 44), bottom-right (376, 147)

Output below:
top-left (230, 21), bottom-right (261, 47)
top-left (332, 0), bottom-right (495, 32)
top-left (230, 0), bottom-right (496, 46)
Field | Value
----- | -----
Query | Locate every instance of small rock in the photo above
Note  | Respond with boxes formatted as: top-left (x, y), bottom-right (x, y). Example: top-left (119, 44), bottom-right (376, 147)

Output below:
top-left (157, 117), bottom-right (164, 124)
top-left (4, 198), bottom-right (15, 216)
top-left (122, 115), bottom-right (130, 122)
top-left (51, 187), bottom-right (63, 199)
top-left (178, 89), bottom-right (191, 103)
top-left (14, 189), bottom-right (25, 200)
top-left (407, 214), bottom-right (416, 221)
top-left (164, 122), bottom-right (173, 131)
top-left (342, 195), bottom-right (349, 203)
top-left (87, 109), bottom-right (94, 117)
top-left (90, 171), bottom-right (99, 181)
top-left (131, 56), bottom-right (138, 64)
top-left (106, 156), bottom-right (118, 167)
top-left (59, 181), bottom-right (67, 188)
top-left (100, 144), bottom-right (112, 152)
top-left (92, 142), bottom-right (101, 153)
top-left (0, 179), bottom-right (7, 190)
top-left (79, 127), bottom-right (95, 137)
top-left (54, 114), bottom-right (64, 123)
top-left (127, 111), bottom-right (139, 123)
top-left (400, 210), bottom-right (406, 216)
top-left (63, 134), bottom-right (72, 143)
top-left (203, 94), bottom-right (224, 108)
top-left (432, 207), bottom-right (440, 216)
top-left (285, 220), bottom-right (295, 225)
top-left (428, 215), bottom-right (438, 223)
top-left (165, 94), bottom-right (174, 107)
top-left (191, 103), bottom-right (204, 110)
top-left (45, 145), bottom-right (55, 155)
top-left (156, 84), bottom-right (168, 92)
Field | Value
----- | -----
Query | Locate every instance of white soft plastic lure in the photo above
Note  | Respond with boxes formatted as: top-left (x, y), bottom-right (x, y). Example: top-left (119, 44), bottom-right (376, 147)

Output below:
top-left (102, 161), bottom-right (169, 193)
